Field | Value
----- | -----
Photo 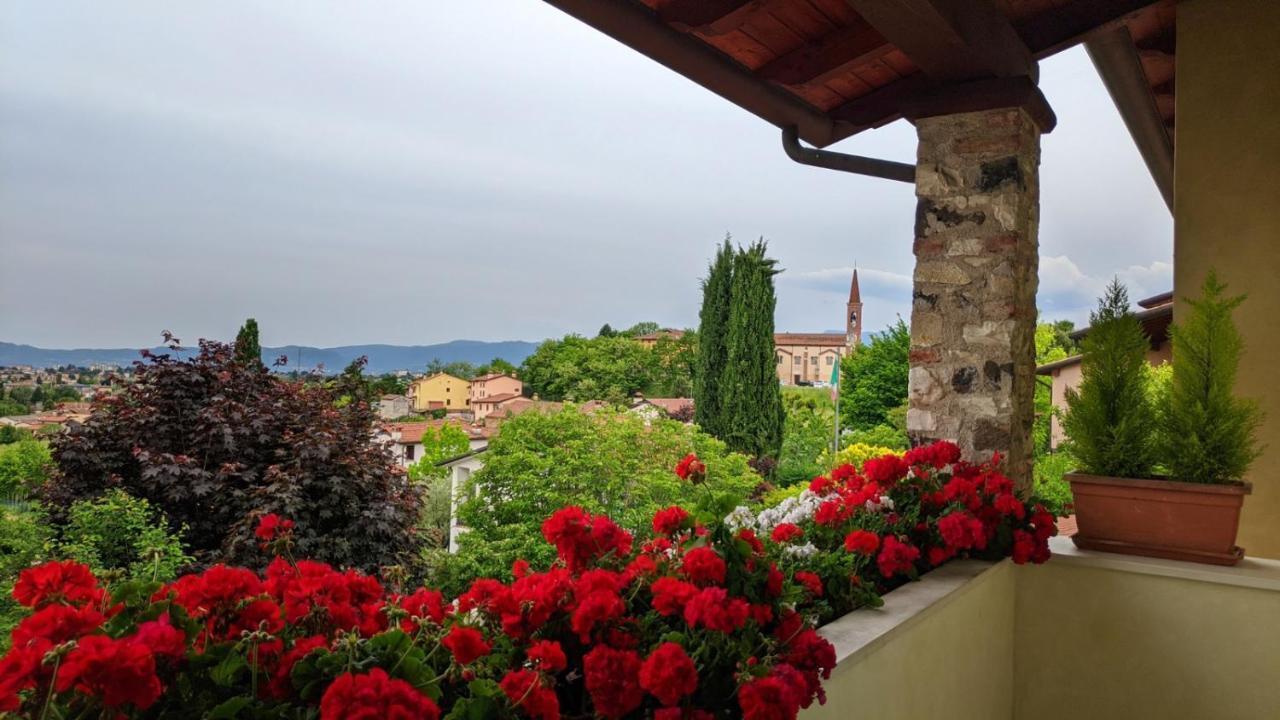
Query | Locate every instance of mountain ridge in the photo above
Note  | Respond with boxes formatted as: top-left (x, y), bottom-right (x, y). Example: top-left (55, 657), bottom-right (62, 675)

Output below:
top-left (0, 339), bottom-right (539, 375)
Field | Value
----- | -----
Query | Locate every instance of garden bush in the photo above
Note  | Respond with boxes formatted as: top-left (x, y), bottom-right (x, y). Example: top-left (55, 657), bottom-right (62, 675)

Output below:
top-left (0, 440), bottom-right (52, 499)
top-left (817, 442), bottom-right (900, 473)
top-left (42, 339), bottom-right (420, 571)
top-left (441, 407), bottom-right (760, 593)
top-left (0, 502), bottom-right (49, 649)
top-left (59, 490), bottom-right (191, 584)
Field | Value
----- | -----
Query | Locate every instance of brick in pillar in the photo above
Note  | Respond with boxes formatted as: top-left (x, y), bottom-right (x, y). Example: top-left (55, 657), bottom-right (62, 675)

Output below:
top-left (908, 108), bottom-right (1041, 489)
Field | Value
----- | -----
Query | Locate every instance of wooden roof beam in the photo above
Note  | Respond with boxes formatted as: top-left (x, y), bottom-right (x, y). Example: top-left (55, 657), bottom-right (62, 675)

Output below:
top-left (658, 0), bottom-right (776, 36)
top-left (756, 19), bottom-right (892, 87)
top-left (844, 0), bottom-right (1037, 83)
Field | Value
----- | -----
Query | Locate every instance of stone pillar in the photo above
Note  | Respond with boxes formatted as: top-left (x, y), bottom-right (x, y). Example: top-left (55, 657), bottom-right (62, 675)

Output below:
top-left (908, 107), bottom-right (1041, 489)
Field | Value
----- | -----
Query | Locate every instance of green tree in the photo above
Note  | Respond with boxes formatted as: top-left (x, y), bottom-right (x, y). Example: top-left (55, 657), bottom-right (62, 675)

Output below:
top-left (440, 407), bottom-right (759, 594)
top-left (0, 439), bottom-right (52, 497)
top-left (0, 426), bottom-right (33, 444)
top-left (597, 323), bottom-right (616, 338)
top-left (1033, 320), bottom-right (1072, 455)
top-left (1062, 279), bottom-right (1157, 478)
top-left (720, 240), bottom-right (784, 462)
top-left (839, 319), bottom-right (910, 432)
top-left (0, 504), bottom-right (50, 648)
top-left (778, 389), bottom-right (834, 483)
top-left (695, 237), bottom-right (735, 437)
top-left (407, 424), bottom-right (472, 483)
top-left (474, 357), bottom-right (518, 377)
top-left (1157, 271), bottom-right (1263, 483)
top-left (622, 321), bottom-right (661, 337)
top-left (519, 335), bottom-right (659, 403)
top-left (649, 331), bottom-right (697, 398)
top-left (426, 359), bottom-right (478, 380)
top-left (234, 318), bottom-right (262, 366)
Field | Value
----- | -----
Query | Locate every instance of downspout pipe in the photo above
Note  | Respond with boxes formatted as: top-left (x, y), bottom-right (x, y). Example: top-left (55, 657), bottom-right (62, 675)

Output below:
top-left (781, 125), bottom-right (915, 183)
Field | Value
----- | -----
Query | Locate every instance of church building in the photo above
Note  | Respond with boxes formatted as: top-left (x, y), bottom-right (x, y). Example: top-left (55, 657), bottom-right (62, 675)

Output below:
top-left (774, 268), bottom-right (862, 386)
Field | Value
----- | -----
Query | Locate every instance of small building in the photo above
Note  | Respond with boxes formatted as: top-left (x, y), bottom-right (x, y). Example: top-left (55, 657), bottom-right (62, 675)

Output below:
top-left (635, 329), bottom-right (687, 349)
top-left (469, 374), bottom-right (523, 420)
top-left (378, 418), bottom-right (485, 467)
top-left (407, 372), bottom-right (471, 413)
top-left (440, 446), bottom-right (488, 553)
top-left (775, 268), bottom-right (863, 385)
top-left (376, 394), bottom-right (411, 420)
top-left (1037, 292), bottom-right (1173, 448)
top-left (629, 396), bottom-right (694, 422)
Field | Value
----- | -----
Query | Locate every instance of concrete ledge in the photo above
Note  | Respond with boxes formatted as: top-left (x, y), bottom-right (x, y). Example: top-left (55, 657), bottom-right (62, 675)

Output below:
top-left (1047, 535), bottom-right (1280, 592)
top-left (818, 559), bottom-right (998, 665)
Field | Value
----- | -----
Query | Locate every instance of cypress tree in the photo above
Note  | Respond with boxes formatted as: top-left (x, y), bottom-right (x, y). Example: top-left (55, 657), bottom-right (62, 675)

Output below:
top-left (1157, 270), bottom-right (1262, 483)
top-left (234, 318), bottom-right (262, 367)
top-left (1062, 279), bottom-right (1156, 477)
top-left (721, 240), bottom-right (784, 462)
top-left (694, 236), bottom-right (734, 436)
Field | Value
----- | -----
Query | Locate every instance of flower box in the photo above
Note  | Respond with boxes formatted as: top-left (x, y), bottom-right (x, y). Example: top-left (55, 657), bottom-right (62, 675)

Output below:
top-left (1067, 472), bottom-right (1251, 566)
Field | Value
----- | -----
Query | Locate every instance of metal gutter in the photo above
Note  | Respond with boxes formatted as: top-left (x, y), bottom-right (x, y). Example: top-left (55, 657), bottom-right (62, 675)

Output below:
top-left (1085, 27), bottom-right (1174, 212)
top-left (781, 125), bottom-right (916, 183)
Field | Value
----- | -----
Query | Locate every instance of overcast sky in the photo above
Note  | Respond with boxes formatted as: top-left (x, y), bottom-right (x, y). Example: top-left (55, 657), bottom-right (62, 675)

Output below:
top-left (0, 1), bottom-right (1172, 349)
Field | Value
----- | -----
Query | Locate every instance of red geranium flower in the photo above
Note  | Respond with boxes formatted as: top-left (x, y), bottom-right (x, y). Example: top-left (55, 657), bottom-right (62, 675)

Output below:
top-left (650, 577), bottom-right (698, 616)
top-left (683, 587), bottom-right (749, 633)
top-left (56, 635), bottom-right (162, 710)
top-left (255, 513), bottom-right (294, 542)
top-left (133, 614), bottom-right (187, 661)
top-left (526, 640), bottom-right (567, 673)
top-left (320, 668), bottom-right (439, 720)
top-left (11, 603), bottom-right (105, 648)
top-left (863, 454), bottom-right (909, 485)
top-left (680, 547), bottom-right (726, 586)
top-left (794, 571), bottom-right (823, 598)
top-left (639, 642), bottom-right (698, 706)
top-left (652, 506), bottom-right (690, 536)
top-left (674, 453), bottom-right (706, 481)
top-left (442, 626), bottom-right (492, 665)
top-left (584, 645), bottom-right (644, 719)
top-left (876, 536), bottom-right (921, 578)
top-left (501, 668), bottom-right (560, 720)
top-left (843, 530), bottom-right (880, 556)
top-left (770, 523), bottom-right (804, 544)
top-left (268, 635), bottom-right (328, 699)
top-left (12, 560), bottom-right (104, 609)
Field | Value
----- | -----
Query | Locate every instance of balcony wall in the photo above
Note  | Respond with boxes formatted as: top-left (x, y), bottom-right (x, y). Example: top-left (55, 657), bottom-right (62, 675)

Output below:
top-left (803, 538), bottom-right (1280, 720)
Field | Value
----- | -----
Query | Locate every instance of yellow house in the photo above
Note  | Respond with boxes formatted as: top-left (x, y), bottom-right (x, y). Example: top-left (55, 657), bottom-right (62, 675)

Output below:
top-left (407, 372), bottom-right (470, 413)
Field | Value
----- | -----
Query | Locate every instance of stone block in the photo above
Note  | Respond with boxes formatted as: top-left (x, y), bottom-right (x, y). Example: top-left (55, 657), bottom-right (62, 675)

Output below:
top-left (915, 262), bottom-right (972, 286)
top-left (907, 407), bottom-right (937, 433)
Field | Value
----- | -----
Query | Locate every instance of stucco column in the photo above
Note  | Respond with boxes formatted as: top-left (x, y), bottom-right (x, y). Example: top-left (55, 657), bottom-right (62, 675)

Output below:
top-left (908, 107), bottom-right (1041, 489)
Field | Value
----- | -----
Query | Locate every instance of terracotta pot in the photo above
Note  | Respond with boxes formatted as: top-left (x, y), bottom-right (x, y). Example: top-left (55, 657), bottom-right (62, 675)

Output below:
top-left (1066, 473), bottom-right (1251, 566)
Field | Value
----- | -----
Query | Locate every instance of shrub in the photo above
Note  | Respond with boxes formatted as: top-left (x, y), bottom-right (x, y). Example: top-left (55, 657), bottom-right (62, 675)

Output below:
top-left (42, 340), bottom-right (420, 571)
top-left (442, 407), bottom-right (759, 592)
top-left (1157, 271), bottom-right (1264, 483)
top-left (0, 503), bottom-right (50, 648)
top-left (1062, 280), bottom-right (1157, 478)
top-left (1032, 450), bottom-right (1075, 518)
top-left (0, 440), bottom-right (52, 498)
top-left (818, 442), bottom-right (900, 472)
top-left (59, 490), bottom-right (191, 583)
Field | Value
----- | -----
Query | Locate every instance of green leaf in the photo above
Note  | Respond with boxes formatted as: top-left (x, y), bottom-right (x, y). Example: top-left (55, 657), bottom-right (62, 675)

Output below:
top-left (211, 651), bottom-right (248, 687)
top-left (207, 695), bottom-right (254, 719)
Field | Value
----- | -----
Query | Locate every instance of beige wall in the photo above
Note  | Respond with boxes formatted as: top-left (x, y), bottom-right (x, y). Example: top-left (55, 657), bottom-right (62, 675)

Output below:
top-left (1046, 344), bottom-right (1169, 448)
top-left (804, 555), bottom-right (1280, 720)
top-left (1014, 562), bottom-right (1280, 720)
top-left (410, 373), bottom-right (471, 412)
top-left (777, 345), bottom-right (843, 385)
top-left (1175, 0), bottom-right (1280, 559)
top-left (803, 563), bottom-right (1015, 720)
top-left (470, 375), bottom-right (522, 403)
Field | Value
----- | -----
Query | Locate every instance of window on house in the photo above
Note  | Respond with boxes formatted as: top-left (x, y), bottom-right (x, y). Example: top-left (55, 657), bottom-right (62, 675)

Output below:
top-left (405, 445), bottom-right (415, 461)
top-left (827, 356), bottom-right (834, 365)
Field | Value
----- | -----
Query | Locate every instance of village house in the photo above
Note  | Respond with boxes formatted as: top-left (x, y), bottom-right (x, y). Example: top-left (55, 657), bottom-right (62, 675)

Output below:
top-left (406, 372), bottom-right (470, 413)
top-left (374, 417), bottom-right (488, 468)
top-left (375, 394), bottom-right (411, 420)
top-left (468, 373), bottom-right (524, 421)
top-left (1037, 291), bottom-right (1173, 448)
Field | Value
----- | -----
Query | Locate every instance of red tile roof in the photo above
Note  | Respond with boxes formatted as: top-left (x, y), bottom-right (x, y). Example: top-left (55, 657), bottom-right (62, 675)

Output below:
top-left (474, 392), bottom-right (522, 406)
top-left (774, 333), bottom-right (847, 346)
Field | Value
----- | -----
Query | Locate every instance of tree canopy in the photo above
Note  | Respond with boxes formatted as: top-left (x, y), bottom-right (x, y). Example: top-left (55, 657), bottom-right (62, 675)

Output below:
top-left (518, 333), bottom-right (694, 404)
top-left (839, 318), bottom-right (910, 432)
top-left (43, 339), bottom-right (420, 570)
top-left (694, 238), bottom-right (734, 436)
top-left (234, 318), bottom-right (262, 366)
top-left (720, 240), bottom-right (784, 462)
top-left (440, 406), bottom-right (759, 592)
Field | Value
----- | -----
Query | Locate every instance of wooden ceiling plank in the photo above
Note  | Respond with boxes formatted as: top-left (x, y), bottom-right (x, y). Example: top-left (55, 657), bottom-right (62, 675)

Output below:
top-left (756, 20), bottom-right (892, 86)
top-left (845, 0), bottom-right (1037, 83)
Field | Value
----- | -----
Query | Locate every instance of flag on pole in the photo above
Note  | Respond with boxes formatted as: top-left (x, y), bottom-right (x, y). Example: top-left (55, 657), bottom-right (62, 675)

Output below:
top-left (829, 360), bottom-right (840, 402)
top-left (830, 358), bottom-right (841, 454)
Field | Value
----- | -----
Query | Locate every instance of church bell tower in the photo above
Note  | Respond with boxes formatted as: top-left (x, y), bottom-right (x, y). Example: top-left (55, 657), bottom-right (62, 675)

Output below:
top-left (847, 268), bottom-right (863, 348)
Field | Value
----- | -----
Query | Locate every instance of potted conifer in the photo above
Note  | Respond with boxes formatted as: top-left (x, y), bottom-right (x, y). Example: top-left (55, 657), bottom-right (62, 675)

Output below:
top-left (1065, 272), bottom-right (1262, 565)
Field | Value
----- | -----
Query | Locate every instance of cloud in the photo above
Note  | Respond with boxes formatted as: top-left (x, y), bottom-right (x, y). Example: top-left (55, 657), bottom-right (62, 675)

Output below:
top-left (1039, 255), bottom-right (1173, 321)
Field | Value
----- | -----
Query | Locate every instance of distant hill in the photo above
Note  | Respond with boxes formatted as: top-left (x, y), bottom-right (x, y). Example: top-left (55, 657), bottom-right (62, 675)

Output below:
top-left (0, 340), bottom-right (539, 375)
